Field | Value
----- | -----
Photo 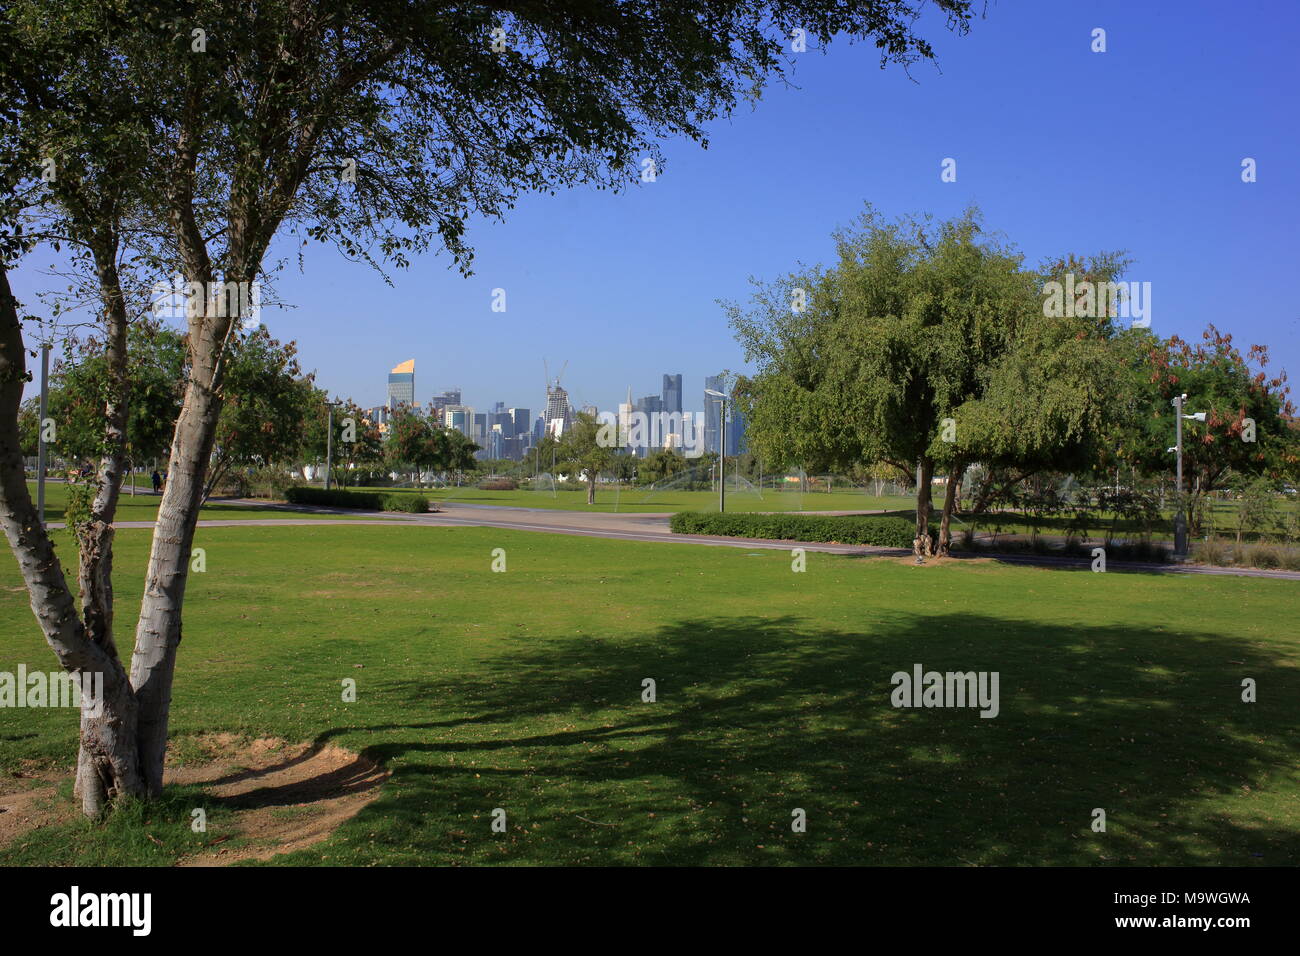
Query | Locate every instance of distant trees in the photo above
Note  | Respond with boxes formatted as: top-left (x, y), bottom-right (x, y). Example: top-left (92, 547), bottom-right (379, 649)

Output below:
top-left (24, 324), bottom-right (317, 499)
top-left (1106, 325), bottom-right (1296, 531)
top-left (21, 321), bottom-right (185, 472)
top-left (385, 406), bottom-right (480, 484)
top-left (301, 397), bottom-right (385, 488)
top-left (639, 448), bottom-right (692, 487)
top-left (204, 330), bottom-right (317, 500)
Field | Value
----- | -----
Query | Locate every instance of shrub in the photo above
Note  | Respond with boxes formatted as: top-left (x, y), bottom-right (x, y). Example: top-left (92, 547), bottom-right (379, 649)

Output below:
top-left (1241, 542), bottom-right (1282, 569)
top-left (381, 493), bottom-right (430, 513)
top-left (1191, 536), bottom-right (1229, 567)
top-left (285, 486), bottom-right (384, 509)
top-left (477, 477), bottom-right (518, 491)
top-left (214, 471), bottom-right (252, 498)
top-left (284, 486), bottom-right (431, 513)
top-left (669, 511), bottom-right (925, 549)
top-left (1103, 539), bottom-right (1170, 564)
top-left (250, 466), bottom-right (295, 500)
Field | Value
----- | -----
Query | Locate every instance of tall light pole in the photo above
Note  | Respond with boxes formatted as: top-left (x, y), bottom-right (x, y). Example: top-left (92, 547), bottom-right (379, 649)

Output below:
top-left (705, 388), bottom-right (727, 513)
top-left (1170, 393), bottom-right (1206, 558)
top-left (324, 400), bottom-right (342, 490)
top-left (37, 343), bottom-right (51, 524)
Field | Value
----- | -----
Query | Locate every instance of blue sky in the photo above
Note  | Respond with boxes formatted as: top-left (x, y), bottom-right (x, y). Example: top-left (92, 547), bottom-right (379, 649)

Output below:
top-left (16, 0), bottom-right (1300, 418)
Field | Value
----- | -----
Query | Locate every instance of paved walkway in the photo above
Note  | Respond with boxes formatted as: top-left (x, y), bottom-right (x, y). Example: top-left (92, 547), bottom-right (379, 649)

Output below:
top-left (49, 498), bottom-right (1300, 581)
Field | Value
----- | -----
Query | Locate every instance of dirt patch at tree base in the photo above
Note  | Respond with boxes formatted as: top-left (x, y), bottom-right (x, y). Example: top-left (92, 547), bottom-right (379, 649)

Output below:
top-left (0, 734), bottom-right (388, 865)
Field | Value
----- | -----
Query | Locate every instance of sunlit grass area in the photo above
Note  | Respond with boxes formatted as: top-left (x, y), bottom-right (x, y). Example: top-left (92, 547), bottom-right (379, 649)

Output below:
top-left (357, 483), bottom-right (916, 514)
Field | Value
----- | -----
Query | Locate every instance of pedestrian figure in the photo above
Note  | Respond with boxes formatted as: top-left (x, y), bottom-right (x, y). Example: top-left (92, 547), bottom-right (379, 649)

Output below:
top-left (151, 470), bottom-right (162, 493)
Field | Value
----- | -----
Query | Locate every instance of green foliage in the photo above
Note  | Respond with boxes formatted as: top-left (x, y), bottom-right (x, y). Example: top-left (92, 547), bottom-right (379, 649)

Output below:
top-left (63, 479), bottom-right (94, 527)
top-left (284, 486), bottom-right (429, 513)
top-left (728, 205), bottom-right (1126, 547)
top-left (286, 487), bottom-right (385, 510)
top-left (42, 321), bottom-right (186, 465)
top-left (670, 511), bottom-right (925, 548)
top-left (638, 448), bottom-right (691, 486)
top-left (1109, 326), bottom-right (1297, 508)
top-left (385, 407), bottom-right (479, 479)
top-left (1232, 476), bottom-right (1279, 544)
top-left (206, 328), bottom-right (316, 495)
top-left (384, 494), bottom-right (430, 514)
top-left (557, 411), bottom-right (618, 499)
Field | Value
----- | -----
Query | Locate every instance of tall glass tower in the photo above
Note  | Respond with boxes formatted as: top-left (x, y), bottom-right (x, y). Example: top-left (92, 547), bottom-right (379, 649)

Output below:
top-left (387, 359), bottom-right (415, 409)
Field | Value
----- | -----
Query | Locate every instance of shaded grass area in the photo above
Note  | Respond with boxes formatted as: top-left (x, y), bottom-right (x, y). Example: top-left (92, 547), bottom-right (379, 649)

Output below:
top-left (2, 525), bottom-right (1298, 866)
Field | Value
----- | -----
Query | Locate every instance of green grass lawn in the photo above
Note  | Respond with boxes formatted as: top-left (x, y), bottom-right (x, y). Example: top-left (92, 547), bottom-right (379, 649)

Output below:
top-left (25, 481), bottom-right (379, 523)
top-left (2, 524), bottom-right (1298, 865)
top-left (359, 483), bottom-right (917, 514)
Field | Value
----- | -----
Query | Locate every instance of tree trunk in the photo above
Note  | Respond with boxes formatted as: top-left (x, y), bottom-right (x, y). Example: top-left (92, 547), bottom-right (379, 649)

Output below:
top-left (587, 477), bottom-right (596, 504)
top-left (936, 462), bottom-right (964, 556)
top-left (129, 354), bottom-right (225, 795)
top-left (914, 457), bottom-right (934, 556)
top-left (0, 262), bottom-right (144, 814)
top-left (72, 245), bottom-right (133, 806)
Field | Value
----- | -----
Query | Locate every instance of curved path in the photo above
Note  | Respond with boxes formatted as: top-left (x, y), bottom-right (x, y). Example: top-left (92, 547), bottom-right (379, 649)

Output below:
top-left (48, 497), bottom-right (1300, 581)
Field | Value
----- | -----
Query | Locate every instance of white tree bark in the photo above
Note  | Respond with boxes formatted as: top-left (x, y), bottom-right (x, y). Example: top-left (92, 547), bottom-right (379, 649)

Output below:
top-left (0, 263), bottom-right (144, 814)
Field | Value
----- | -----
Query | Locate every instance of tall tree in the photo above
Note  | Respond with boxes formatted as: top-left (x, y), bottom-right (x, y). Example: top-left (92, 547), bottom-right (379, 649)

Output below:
top-left (0, 0), bottom-right (169, 812)
top-left (3, 0), bottom-right (977, 811)
top-left (731, 206), bottom-right (1039, 553)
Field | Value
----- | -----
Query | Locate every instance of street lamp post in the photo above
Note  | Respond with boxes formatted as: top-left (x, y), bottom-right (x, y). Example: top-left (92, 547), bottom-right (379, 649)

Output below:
top-left (705, 388), bottom-right (728, 513)
top-left (1171, 393), bottom-right (1206, 558)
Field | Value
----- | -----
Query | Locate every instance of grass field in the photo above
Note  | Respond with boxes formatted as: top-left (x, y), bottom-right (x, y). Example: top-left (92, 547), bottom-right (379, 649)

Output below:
top-left (360, 484), bottom-right (917, 514)
top-left (25, 481), bottom-right (379, 523)
top-left (2, 524), bottom-right (1298, 866)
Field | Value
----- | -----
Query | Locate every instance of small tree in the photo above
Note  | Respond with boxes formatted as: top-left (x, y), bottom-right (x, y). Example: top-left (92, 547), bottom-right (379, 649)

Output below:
top-left (204, 330), bottom-right (316, 500)
top-left (1231, 476), bottom-right (1278, 546)
top-left (385, 407), bottom-right (447, 483)
top-left (558, 411), bottom-right (618, 504)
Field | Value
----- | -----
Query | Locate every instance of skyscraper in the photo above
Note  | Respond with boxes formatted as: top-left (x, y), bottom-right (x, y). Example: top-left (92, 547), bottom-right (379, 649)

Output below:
top-left (704, 374), bottom-right (724, 455)
top-left (662, 373), bottom-right (682, 414)
top-left (544, 382), bottom-right (572, 436)
top-left (618, 388), bottom-right (634, 452)
top-left (388, 359), bottom-right (415, 409)
top-left (726, 406), bottom-right (747, 456)
top-left (509, 407), bottom-right (531, 438)
top-left (428, 387), bottom-right (461, 417)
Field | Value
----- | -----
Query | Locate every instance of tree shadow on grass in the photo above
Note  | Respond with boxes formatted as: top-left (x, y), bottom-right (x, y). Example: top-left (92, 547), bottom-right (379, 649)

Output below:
top-left (315, 611), bottom-right (1300, 866)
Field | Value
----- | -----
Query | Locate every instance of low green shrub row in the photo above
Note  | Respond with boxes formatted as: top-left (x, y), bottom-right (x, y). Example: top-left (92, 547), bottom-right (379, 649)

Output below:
top-left (669, 511), bottom-right (924, 548)
top-left (284, 486), bottom-right (430, 513)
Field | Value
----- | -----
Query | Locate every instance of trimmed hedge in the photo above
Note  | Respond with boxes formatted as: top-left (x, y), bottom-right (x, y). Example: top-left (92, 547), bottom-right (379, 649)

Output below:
top-left (284, 486), bottom-right (430, 513)
top-left (385, 494), bottom-right (431, 514)
top-left (669, 511), bottom-right (927, 549)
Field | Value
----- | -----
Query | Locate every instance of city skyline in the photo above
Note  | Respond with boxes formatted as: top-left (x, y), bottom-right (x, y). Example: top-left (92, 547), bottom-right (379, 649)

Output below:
top-left (371, 360), bottom-right (744, 460)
